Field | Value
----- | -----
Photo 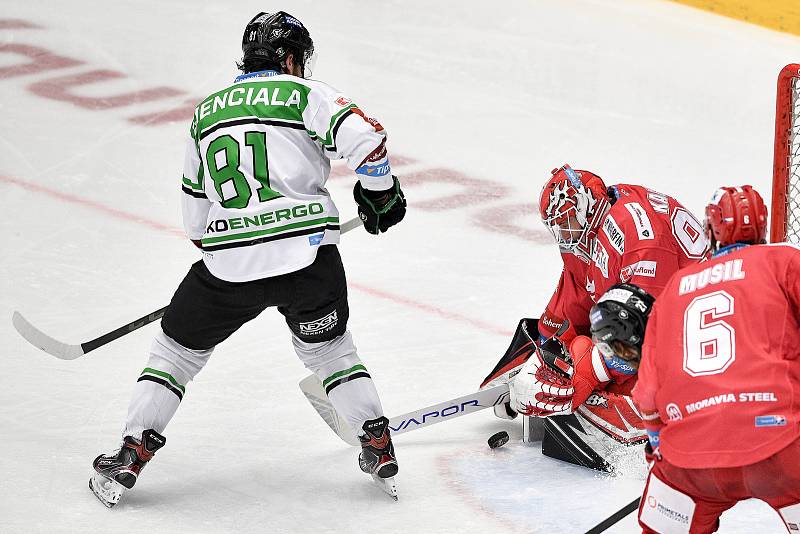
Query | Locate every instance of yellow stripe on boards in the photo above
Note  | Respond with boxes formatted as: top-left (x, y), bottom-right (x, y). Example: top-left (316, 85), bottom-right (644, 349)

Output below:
top-left (670, 0), bottom-right (800, 36)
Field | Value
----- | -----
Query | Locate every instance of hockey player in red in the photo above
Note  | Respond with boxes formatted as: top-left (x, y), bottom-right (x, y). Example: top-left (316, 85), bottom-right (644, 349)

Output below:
top-left (633, 185), bottom-right (800, 533)
top-left (537, 164), bottom-right (708, 343)
top-left (481, 283), bottom-right (654, 470)
top-left (487, 165), bottom-right (707, 423)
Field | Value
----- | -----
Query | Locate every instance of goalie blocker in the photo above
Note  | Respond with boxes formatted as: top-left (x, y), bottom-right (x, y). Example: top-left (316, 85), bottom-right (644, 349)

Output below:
top-left (481, 318), bottom-right (647, 472)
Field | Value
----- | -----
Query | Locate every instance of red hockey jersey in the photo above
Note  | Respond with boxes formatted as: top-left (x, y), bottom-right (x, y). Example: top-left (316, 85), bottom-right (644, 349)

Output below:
top-left (539, 184), bottom-right (708, 341)
top-left (634, 244), bottom-right (800, 469)
top-left (569, 334), bottom-right (637, 408)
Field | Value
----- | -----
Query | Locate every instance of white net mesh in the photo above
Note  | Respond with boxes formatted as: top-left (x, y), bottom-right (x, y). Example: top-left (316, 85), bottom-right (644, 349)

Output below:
top-left (785, 75), bottom-right (800, 243)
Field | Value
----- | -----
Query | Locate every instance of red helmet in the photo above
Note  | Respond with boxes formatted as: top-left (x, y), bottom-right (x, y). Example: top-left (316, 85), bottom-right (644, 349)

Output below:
top-left (539, 164), bottom-right (610, 260)
top-left (705, 185), bottom-right (768, 250)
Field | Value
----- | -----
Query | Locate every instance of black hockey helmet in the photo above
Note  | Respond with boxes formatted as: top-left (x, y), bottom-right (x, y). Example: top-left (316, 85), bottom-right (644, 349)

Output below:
top-left (241, 11), bottom-right (314, 75)
top-left (589, 283), bottom-right (654, 352)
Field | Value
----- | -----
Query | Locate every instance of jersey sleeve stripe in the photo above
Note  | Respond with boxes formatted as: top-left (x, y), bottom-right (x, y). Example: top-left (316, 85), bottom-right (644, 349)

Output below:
top-left (590, 345), bottom-right (612, 383)
top-left (307, 107), bottom-right (355, 150)
top-left (181, 185), bottom-right (208, 199)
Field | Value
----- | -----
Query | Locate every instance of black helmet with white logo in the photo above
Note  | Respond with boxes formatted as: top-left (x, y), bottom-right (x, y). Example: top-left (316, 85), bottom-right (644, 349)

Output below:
top-left (241, 11), bottom-right (314, 75)
top-left (589, 283), bottom-right (655, 350)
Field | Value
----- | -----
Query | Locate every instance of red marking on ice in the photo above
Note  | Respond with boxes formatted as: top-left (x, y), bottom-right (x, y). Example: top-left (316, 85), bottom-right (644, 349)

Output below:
top-left (1, 174), bottom-right (509, 336)
top-left (128, 99), bottom-right (198, 125)
top-left (0, 43), bottom-right (83, 79)
top-left (0, 175), bottom-right (184, 237)
top-left (402, 168), bottom-right (510, 210)
top-left (0, 19), bottom-right (41, 30)
top-left (436, 451), bottom-right (519, 530)
top-left (349, 281), bottom-right (513, 337)
top-left (474, 202), bottom-right (552, 244)
top-left (28, 70), bottom-right (184, 110)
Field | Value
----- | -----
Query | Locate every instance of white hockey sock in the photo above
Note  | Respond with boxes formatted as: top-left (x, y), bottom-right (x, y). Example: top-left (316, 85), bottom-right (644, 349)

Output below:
top-left (123, 328), bottom-right (213, 439)
top-left (293, 331), bottom-right (383, 435)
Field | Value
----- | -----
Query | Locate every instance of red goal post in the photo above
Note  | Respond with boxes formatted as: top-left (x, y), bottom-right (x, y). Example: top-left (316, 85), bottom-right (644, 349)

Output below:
top-left (771, 63), bottom-right (800, 243)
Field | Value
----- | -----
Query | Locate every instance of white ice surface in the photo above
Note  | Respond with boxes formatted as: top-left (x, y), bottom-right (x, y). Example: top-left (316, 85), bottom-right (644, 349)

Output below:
top-left (2, 1), bottom-right (798, 532)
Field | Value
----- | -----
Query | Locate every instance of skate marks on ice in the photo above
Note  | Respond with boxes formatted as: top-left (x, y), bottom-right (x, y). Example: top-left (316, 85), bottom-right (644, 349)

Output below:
top-left (437, 442), bottom-right (644, 533)
top-left (437, 441), bottom-right (786, 533)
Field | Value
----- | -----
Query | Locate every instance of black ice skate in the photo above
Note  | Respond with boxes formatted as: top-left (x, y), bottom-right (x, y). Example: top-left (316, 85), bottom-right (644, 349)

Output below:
top-left (358, 416), bottom-right (398, 500)
top-left (89, 429), bottom-right (165, 508)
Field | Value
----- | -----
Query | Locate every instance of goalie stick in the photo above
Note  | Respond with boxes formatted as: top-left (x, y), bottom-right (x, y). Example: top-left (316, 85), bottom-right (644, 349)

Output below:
top-left (299, 373), bottom-right (510, 446)
top-left (13, 216), bottom-right (363, 360)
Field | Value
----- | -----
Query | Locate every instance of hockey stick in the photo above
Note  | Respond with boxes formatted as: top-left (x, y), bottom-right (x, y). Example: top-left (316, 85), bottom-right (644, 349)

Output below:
top-left (12, 306), bottom-right (169, 360)
top-left (584, 496), bottom-right (640, 534)
top-left (299, 374), bottom-right (511, 445)
top-left (13, 216), bottom-right (364, 360)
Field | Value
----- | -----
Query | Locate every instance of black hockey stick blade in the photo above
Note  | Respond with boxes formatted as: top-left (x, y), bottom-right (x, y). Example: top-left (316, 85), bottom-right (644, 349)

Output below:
top-left (584, 496), bottom-right (641, 534)
top-left (13, 306), bottom-right (167, 360)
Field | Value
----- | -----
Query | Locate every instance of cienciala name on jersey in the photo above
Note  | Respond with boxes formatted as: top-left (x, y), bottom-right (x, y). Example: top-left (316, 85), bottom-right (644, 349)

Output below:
top-left (195, 84), bottom-right (304, 123)
top-left (206, 202), bottom-right (324, 233)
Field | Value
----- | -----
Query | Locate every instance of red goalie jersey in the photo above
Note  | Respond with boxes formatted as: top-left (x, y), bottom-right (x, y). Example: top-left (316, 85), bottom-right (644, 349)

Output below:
top-left (539, 183), bottom-right (708, 344)
top-left (634, 243), bottom-right (800, 469)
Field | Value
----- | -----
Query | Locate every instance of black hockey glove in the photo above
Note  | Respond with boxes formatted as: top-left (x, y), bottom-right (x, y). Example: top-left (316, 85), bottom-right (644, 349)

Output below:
top-left (353, 175), bottom-right (406, 235)
top-left (537, 336), bottom-right (574, 379)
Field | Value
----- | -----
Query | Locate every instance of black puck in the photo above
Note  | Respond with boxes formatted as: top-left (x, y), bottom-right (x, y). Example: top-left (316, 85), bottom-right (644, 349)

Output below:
top-left (488, 430), bottom-right (510, 449)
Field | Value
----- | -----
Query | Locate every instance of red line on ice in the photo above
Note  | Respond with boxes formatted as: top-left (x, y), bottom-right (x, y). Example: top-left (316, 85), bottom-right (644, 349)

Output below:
top-left (0, 175), bottom-right (185, 237)
top-left (348, 282), bottom-right (513, 337)
top-left (2, 175), bottom-right (512, 337)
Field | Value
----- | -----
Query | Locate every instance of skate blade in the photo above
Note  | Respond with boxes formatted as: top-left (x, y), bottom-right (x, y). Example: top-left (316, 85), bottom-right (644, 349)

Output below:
top-left (371, 474), bottom-right (398, 501)
top-left (89, 472), bottom-right (124, 508)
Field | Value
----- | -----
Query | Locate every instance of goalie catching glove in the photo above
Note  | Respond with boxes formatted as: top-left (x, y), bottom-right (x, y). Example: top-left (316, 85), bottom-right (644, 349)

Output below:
top-left (353, 176), bottom-right (407, 234)
top-left (509, 335), bottom-right (576, 417)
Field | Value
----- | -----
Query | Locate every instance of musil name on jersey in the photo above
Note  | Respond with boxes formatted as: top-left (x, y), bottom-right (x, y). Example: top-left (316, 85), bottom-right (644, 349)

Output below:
top-left (678, 259), bottom-right (745, 295)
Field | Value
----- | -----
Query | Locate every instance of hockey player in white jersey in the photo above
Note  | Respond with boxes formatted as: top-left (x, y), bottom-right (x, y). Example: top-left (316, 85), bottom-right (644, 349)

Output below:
top-left (90, 11), bottom-right (406, 507)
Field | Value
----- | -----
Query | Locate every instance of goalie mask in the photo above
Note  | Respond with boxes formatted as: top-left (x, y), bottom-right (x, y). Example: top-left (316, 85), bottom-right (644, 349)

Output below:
top-left (539, 165), bottom-right (610, 261)
top-left (241, 11), bottom-right (315, 77)
top-left (705, 185), bottom-right (768, 252)
top-left (589, 283), bottom-right (654, 372)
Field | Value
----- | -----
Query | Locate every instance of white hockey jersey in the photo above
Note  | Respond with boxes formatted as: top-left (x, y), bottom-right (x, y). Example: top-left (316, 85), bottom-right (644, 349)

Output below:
top-left (181, 70), bottom-right (392, 282)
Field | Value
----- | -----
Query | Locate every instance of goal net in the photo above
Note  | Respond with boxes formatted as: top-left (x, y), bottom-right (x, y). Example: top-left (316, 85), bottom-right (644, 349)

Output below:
top-left (771, 64), bottom-right (800, 243)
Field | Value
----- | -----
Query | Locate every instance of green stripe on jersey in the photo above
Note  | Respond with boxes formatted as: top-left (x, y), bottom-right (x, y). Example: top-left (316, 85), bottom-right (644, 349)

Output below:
top-left (193, 81), bottom-right (311, 138)
top-left (322, 364), bottom-right (368, 387)
top-left (201, 216), bottom-right (339, 245)
top-left (307, 104), bottom-right (356, 147)
top-left (141, 367), bottom-right (186, 394)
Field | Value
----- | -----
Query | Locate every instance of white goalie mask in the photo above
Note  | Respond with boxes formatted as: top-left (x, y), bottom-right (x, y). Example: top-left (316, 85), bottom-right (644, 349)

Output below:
top-left (539, 165), bottom-right (610, 261)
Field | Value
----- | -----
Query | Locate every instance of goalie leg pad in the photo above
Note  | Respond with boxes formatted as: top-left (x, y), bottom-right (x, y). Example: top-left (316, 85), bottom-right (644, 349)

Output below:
top-left (480, 318), bottom-right (538, 389)
top-left (541, 414), bottom-right (612, 472)
top-left (294, 330), bottom-right (383, 434)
